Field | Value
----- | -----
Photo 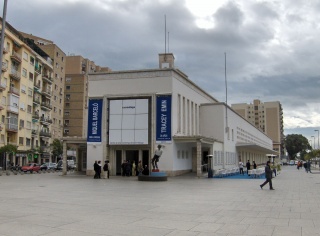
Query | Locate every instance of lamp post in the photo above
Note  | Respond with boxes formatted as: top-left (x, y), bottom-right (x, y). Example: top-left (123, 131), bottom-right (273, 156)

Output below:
top-left (315, 130), bottom-right (319, 149)
top-left (311, 136), bottom-right (315, 149)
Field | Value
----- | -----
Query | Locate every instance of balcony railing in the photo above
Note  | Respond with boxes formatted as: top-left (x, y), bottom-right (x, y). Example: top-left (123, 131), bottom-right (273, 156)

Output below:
top-left (8, 87), bottom-right (20, 96)
top-left (10, 51), bottom-right (22, 63)
top-left (1, 61), bottom-right (8, 72)
top-left (39, 131), bottom-right (52, 138)
top-left (41, 89), bottom-right (52, 97)
top-left (32, 113), bottom-right (40, 120)
top-left (40, 117), bottom-right (53, 124)
top-left (42, 74), bottom-right (53, 84)
top-left (33, 97), bottom-right (41, 105)
top-left (6, 123), bottom-right (18, 132)
top-left (9, 69), bottom-right (21, 81)
top-left (41, 102), bottom-right (52, 110)
top-left (0, 81), bottom-right (6, 91)
top-left (31, 129), bottom-right (38, 135)
top-left (35, 65), bottom-right (41, 75)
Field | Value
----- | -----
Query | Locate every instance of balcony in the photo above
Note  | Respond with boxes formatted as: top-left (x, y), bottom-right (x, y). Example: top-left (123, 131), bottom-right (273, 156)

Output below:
top-left (0, 81), bottom-right (6, 91)
top-left (32, 112), bottom-right (40, 120)
top-left (1, 61), bottom-right (8, 72)
top-left (34, 80), bottom-right (41, 89)
top-left (3, 47), bottom-right (9, 54)
top-left (40, 117), bottom-right (53, 125)
top-left (41, 102), bottom-right (52, 110)
top-left (10, 51), bottom-right (22, 64)
top-left (39, 131), bottom-right (52, 138)
top-left (42, 74), bottom-right (53, 84)
top-left (6, 123), bottom-right (18, 133)
top-left (8, 87), bottom-right (20, 96)
top-left (31, 129), bottom-right (38, 136)
top-left (33, 97), bottom-right (41, 105)
top-left (41, 89), bottom-right (52, 97)
top-left (9, 69), bottom-right (21, 81)
top-left (35, 65), bottom-right (41, 75)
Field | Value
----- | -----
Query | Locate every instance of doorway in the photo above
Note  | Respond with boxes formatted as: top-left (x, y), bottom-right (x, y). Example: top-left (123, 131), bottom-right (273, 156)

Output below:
top-left (115, 150), bottom-right (122, 176)
top-left (126, 150), bottom-right (139, 166)
top-left (142, 150), bottom-right (149, 168)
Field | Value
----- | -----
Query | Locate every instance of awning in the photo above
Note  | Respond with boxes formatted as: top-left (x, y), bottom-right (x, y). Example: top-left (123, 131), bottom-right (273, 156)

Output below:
top-left (236, 142), bottom-right (278, 155)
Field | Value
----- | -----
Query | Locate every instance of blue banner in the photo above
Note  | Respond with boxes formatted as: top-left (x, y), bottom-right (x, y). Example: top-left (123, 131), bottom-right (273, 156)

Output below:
top-left (156, 95), bottom-right (172, 143)
top-left (87, 99), bottom-right (103, 142)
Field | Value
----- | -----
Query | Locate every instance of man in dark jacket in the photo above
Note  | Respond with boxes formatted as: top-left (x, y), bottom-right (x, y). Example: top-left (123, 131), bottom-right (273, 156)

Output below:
top-left (246, 160), bottom-right (251, 175)
top-left (260, 161), bottom-right (275, 190)
top-left (93, 161), bottom-right (99, 179)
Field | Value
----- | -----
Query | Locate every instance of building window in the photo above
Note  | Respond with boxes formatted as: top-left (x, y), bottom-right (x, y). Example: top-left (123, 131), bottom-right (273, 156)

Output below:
top-left (30, 56), bottom-right (35, 65)
top-left (27, 121), bottom-right (31, 129)
top-left (66, 85), bottom-right (70, 90)
top-left (22, 68), bottom-right (27, 77)
top-left (23, 52), bottom-right (28, 61)
top-left (54, 107), bottom-right (57, 113)
top-left (28, 88), bottom-right (33, 97)
top-left (26, 138), bottom-right (31, 146)
top-left (66, 77), bottom-right (71, 82)
top-left (64, 111), bottom-right (69, 116)
top-left (66, 94), bottom-right (70, 100)
top-left (59, 109), bottom-right (61, 115)
top-left (20, 119), bottom-right (24, 128)
top-left (29, 72), bottom-right (33, 81)
top-left (65, 103), bottom-right (70, 107)
top-left (27, 105), bottom-right (32, 113)
top-left (19, 137), bottom-right (24, 145)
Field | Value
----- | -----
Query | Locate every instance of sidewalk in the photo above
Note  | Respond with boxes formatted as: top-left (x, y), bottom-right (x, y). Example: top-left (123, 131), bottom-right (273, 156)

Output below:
top-left (0, 166), bottom-right (320, 236)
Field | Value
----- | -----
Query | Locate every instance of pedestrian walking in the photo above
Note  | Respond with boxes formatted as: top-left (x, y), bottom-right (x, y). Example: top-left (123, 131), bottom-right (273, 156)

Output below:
top-left (260, 161), bottom-right (275, 190)
top-left (253, 161), bottom-right (257, 169)
top-left (93, 161), bottom-right (99, 179)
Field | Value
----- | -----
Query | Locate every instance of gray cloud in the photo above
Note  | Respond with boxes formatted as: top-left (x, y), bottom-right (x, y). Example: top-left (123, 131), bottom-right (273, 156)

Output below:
top-left (3, 0), bottom-right (320, 134)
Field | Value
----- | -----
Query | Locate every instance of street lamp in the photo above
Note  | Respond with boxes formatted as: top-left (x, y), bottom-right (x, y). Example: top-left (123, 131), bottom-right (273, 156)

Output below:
top-left (311, 136), bottom-right (315, 149)
top-left (315, 130), bottom-right (319, 149)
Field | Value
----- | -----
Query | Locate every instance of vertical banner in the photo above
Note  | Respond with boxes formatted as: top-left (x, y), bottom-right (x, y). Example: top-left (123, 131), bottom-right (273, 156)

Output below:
top-left (87, 99), bottom-right (103, 142)
top-left (156, 95), bottom-right (172, 143)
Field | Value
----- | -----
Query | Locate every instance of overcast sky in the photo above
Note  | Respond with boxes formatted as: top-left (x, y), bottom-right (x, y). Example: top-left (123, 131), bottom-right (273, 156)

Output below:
top-left (2, 0), bottom-right (320, 145)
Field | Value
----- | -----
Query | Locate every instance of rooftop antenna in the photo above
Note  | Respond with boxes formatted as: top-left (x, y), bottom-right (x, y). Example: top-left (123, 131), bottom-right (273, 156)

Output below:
top-left (168, 31), bottom-right (170, 53)
top-left (225, 52), bottom-right (229, 133)
top-left (164, 14), bottom-right (167, 61)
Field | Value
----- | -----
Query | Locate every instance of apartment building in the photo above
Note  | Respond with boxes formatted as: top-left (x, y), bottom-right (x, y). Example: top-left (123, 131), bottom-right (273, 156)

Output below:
top-left (0, 19), bottom-right (55, 167)
top-left (231, 99), bottom-right (284, 156)
top-left (20, 33), bottom-right (66, 162)
top-left (64, 55), bottom-right (110, 138)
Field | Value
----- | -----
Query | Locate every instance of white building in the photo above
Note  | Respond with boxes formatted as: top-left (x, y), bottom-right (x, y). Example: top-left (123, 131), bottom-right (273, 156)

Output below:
top-left (85, 54), bottom-right (275, 177)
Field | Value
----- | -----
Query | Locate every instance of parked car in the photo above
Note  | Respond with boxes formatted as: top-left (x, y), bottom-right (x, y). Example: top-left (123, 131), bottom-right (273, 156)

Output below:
top-left (21, 163), bottom-right (41, 173)
top-left (40, 162), bottom-right (57, 171)
top-left (289, 160), bottom-right (295, 166)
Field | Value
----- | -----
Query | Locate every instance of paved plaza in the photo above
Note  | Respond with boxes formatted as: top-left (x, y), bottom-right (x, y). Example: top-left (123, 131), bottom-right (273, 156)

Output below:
top-left (0, 166), bottom-right (320, 236)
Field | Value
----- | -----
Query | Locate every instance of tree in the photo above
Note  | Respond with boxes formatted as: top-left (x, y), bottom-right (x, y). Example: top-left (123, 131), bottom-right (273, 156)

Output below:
top-left (51, 139), bottom-right (63, 159)
top-left (285, 134), bottom-right (311, 160)
top-left (0, 144), bottom-right (18, 154)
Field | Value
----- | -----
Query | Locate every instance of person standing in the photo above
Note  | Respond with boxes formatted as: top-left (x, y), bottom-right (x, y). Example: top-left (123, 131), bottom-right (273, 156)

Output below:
top-left (253, 161), bottom-right (257, 169)
top-left (246, 160), bottom-right (251, 175)
top-left (239, 160), bottom-right (244, 175)
top-left (103, 160), bottom-right (110, 179)
top-left (132, 161), bottom-right (136, 176)
top-left (260, 161), bottom-right (275, 190)
top-left (137, 160), bottom-right (143, 176)
top-left (151, 145), bottom-right (163, 170)
top-left (97, 161), bottom-right (102, 179)
top-left (93, 161), bottom-right (99, 179)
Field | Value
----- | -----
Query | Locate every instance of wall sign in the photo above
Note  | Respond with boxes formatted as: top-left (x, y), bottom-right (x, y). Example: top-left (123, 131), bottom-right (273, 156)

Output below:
top-left (156, 95), bottom-right (172, 143)
top-left (87, 99), bottom-right (103, 143)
